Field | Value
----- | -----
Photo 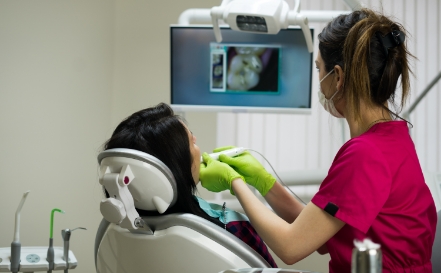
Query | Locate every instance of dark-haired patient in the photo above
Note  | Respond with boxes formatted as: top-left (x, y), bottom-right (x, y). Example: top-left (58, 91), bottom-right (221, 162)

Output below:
top-left (102, 102), bottom-right (277, 267)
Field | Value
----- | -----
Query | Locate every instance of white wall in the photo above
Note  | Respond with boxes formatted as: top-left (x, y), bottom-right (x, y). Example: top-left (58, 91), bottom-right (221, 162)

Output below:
top-left (110, 0), bottom-right (219, 144)
top-left (1, 1), bottom-right (439, 273)
top-left (0, 1), bottom-right (114, 272)
top-left (0, 1), bottom-right (218, 273)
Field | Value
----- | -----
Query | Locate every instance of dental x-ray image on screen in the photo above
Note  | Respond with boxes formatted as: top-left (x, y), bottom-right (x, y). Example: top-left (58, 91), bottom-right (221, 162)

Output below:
top-left (170, 26), bottom-right (313, 113)
top-left (210, 44), bottom-right (280, 93)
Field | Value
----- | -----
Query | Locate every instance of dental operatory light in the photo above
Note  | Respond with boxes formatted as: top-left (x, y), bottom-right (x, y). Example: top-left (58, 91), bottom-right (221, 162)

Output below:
top-left (178, 0), bottom-right (364, 54)
top-left (210, 0), bottom-right (314, 52)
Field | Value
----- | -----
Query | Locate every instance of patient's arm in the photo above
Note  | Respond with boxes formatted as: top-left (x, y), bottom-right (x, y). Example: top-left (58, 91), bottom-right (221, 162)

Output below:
top-left (227, 221), bottom-right (278, 267)
top-left (263, 182), bottom-right (305, 223)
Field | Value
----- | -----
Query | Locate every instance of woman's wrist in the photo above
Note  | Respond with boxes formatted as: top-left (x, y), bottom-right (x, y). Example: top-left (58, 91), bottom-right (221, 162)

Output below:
top-left (231, 177), bottom-right (246, 195)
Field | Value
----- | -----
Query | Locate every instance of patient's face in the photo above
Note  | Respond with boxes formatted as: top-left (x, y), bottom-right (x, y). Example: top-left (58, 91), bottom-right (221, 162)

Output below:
top-left (184, 124), bottom-right (201, 184)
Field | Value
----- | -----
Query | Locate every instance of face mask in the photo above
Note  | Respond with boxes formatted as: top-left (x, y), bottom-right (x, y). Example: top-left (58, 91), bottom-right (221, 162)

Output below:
top-left (318, 69), bottom-right (344, 118)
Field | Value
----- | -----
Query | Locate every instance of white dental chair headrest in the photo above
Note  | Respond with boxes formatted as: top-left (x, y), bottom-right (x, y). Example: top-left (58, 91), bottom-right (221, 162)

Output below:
top-left (98, 148), bottom-right (177, 230)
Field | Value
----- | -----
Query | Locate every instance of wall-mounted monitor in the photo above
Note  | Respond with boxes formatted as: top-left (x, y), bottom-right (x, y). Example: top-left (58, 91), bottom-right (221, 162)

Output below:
top-left (170, 25), bottom-right (313, 114)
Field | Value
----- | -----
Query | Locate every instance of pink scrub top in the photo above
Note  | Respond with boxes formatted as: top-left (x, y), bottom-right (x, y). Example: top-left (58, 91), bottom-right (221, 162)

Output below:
top-left (311, 121), bottom-right (437, 273)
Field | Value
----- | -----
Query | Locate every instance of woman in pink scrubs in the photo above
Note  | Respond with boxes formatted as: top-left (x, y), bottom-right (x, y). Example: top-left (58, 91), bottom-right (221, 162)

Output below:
top-left (199, 8), bottom-right (437, 273)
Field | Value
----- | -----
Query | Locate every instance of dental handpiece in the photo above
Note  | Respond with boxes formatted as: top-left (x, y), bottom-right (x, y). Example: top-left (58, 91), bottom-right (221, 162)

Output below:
top-left (47, 208), bottom-right (65, 273)
top-left (61, 227), bottom-right (86, 273)
top-left (11, 191), bottom-right (30, 273)
top-left (201, 147), bottom-right (247, 161)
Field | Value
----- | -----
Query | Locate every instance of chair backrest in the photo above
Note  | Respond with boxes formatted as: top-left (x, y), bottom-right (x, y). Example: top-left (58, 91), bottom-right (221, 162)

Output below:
top-left (95, 214), bottom-right (270, 273)
top-left (95, 148), bottom-right (270, 273)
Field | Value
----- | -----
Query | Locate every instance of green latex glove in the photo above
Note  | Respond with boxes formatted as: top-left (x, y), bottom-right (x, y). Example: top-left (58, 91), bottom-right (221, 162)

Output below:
top-left (199, 152), bottom-right (244, 195)
top-left (216, 148), bottom-right (276, 196)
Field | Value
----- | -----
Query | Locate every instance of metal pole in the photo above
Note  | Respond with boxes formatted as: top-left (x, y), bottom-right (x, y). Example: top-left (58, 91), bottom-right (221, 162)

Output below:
top-left (403, 70), bottom-right (441, 120)
top-left (342, 0), bottom-right (364, 10)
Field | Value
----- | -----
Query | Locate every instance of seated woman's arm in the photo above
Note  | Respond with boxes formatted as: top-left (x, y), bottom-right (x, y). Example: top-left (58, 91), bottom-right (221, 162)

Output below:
top-left (227, 221), bottom-right (278, 267)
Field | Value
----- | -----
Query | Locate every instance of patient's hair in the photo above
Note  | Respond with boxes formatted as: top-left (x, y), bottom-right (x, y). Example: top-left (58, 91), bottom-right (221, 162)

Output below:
top-left (103, 103), bottom-right (223, 227)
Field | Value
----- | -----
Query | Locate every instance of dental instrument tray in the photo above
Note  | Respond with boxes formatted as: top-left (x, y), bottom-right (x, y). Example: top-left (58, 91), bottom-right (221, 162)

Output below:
top-left (1, 191), bottom-right (84, 272)
top-left (0, 247), bottom-right (77, 272)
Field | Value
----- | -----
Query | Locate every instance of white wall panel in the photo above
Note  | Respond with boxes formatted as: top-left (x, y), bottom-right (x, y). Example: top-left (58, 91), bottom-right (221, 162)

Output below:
top-left (417, 0), bottom-right (429, 170)
top-left (413, 0), bottom-right (429, 171)
top-left (426, 0), bottom-right (439, 172)
top-left (263, 114), bottom-right (280, 168)
top-left (236, 113), bottom-right (251, 146)
top-left (249, 113), bottom-right (265, 156)
top-left (432, 2), bottom-right (441, 171)
top-left (305, 101), bottom-right (320, 169)
top-left (217, 112), bottom-right (237, 147)
top-left (278, 114), bottom-right (307, 170)
top-left (403, 0), bottom-right (417, 137)
top-left (217, 0), bottom-right (441, 182)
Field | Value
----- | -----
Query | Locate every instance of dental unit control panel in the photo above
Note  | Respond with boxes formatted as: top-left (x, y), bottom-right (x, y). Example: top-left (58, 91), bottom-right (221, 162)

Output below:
top-left (0, 191), bottom-right (86, 273)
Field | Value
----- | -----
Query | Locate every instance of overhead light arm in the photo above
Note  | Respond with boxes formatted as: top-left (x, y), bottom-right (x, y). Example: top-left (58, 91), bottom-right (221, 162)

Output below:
top-left (178, 0), bottom-right (364, 53)
top-left (287, 11), bottom-right (313, 52)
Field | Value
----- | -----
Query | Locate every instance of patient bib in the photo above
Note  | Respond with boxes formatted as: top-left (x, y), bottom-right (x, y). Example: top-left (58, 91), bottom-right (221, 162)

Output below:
top-left (195, 196), bottom-right (249, 224)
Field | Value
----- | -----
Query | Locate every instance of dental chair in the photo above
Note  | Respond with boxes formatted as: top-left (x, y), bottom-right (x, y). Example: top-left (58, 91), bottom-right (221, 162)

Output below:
top-left (94, 148), bottom-right (270, 273)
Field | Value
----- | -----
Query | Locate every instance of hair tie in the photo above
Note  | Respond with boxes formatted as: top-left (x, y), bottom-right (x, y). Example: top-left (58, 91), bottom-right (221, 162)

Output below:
top-left (376, 30), bottom-right (405, 56)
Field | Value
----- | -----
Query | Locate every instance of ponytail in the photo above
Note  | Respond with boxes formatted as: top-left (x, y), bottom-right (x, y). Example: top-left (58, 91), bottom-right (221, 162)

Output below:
top-left (318, 8), bottom-right (414, 122)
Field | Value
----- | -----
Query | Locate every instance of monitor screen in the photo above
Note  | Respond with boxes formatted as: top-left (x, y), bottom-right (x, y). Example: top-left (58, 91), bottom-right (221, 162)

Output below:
top-left (170, 26), bottom-right (313, 114)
